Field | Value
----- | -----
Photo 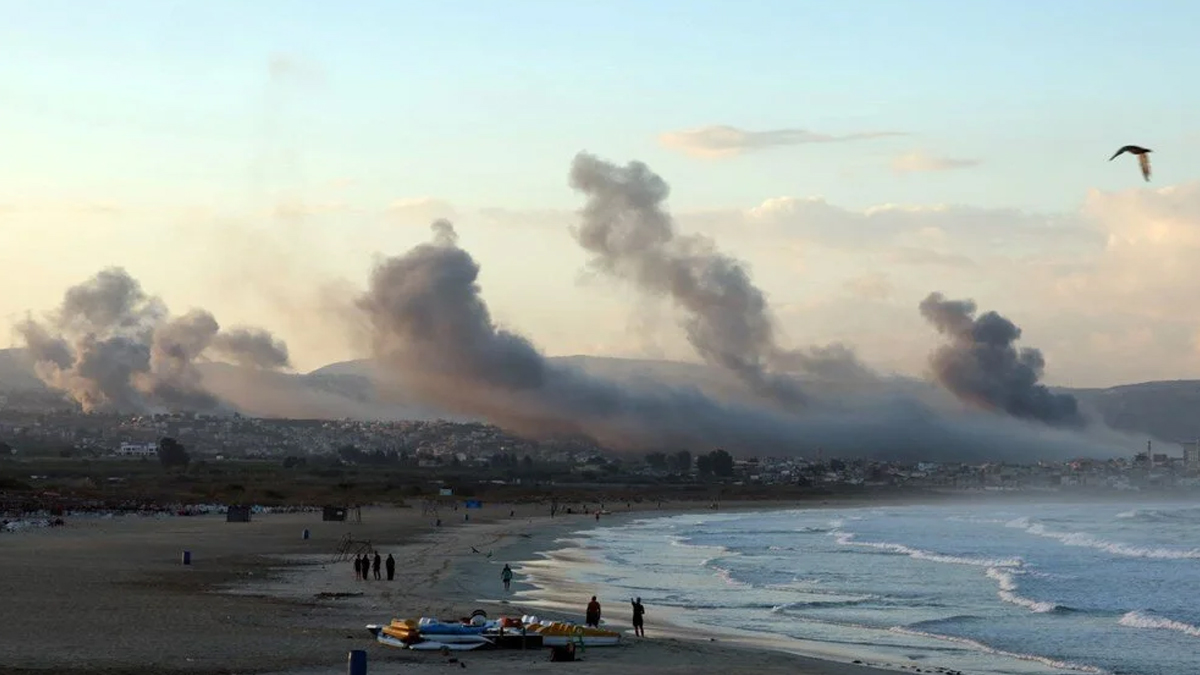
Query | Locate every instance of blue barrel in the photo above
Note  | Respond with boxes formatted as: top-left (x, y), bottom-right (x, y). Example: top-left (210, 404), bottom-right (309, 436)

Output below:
top-left (181, 550), bottom-right (192, 565)
top-left (347, 649), bottom-right (367, 675)
top-left (302, 528), bottom-right (310, 540)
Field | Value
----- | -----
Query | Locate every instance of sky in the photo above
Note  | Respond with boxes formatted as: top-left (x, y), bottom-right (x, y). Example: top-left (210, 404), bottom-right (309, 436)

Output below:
top-left (4, 0), bottom-right (1200, 388)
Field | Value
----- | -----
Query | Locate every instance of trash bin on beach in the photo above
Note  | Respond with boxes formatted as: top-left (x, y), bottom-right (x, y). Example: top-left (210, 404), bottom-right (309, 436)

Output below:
top-left (181, 550), bottom-right (192, 565)
top-left (347, 649), bottom-right (367, 675)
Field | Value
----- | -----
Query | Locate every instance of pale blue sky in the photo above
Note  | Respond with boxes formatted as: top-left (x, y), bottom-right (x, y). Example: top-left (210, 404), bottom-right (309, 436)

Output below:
top-left (4, 1), bottom-right (1200, 385)
top-left (5, 0), bottom-right (1198, 210)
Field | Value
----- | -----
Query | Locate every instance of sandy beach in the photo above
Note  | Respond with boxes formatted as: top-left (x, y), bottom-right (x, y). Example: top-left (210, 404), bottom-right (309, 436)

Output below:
top-left (0, 499), bottom-right (939, 675)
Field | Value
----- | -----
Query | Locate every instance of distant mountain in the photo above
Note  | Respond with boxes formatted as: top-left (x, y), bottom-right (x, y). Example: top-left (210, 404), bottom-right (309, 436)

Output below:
top-left (3, 347), bottom-right (1200, 443)
top-left (1063, 381), bottom-right (1200, 444)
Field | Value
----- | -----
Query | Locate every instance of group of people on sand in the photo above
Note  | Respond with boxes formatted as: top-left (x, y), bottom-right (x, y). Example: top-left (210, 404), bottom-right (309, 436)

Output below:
top-left (353, 552), bottom-right (395, 581)
top-left (585, 595), bottom-right (646, 637)
top-left (500, 564), bottom-right (647, 637)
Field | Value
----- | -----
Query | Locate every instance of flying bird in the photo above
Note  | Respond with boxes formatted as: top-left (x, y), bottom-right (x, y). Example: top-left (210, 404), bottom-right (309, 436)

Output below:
top-left (1109, 145), bottom-right (1152, 182)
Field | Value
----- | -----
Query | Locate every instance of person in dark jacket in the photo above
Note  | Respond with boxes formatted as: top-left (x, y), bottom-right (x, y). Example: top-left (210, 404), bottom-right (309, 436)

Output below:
top-left (353, 555), bottom-right (362, 579)
top-left (585, 596), bottom-right (602, 628)
top-left (372, 552), bottom-right (382, 580)
top-left (385, 553), bottom-right (396, 581)
top-left (630, 597), bottom-right (645, 636)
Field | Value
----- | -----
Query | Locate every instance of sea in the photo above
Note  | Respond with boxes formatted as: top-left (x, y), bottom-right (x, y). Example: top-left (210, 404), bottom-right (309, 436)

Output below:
top-left (512, 499), bottom-right (1199, 675)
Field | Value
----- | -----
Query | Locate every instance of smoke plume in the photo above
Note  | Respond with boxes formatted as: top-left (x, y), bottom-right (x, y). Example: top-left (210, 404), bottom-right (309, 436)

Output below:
top-left (351, 220), bottom-right (1125, 461)
top-left (567, 152), bottom-right (872, 406)
top-left (353, 220), bottom-right (792, 449)
top-left (16, 267), bottom-right (292, 413)
top-left (919, 292), bottom-right (1085, 427)
top-left (211, 328), bottom-right (292, 370)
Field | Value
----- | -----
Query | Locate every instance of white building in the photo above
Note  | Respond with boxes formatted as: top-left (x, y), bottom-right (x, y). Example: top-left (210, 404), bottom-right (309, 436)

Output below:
top-left (117, 442), bottom-right (158, 457)
top-left (1183, 442), bottom-right (1200, 471)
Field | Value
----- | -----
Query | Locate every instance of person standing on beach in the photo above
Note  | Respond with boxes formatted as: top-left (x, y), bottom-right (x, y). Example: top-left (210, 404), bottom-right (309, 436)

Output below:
top-left (501, 564), bottom-right (513, 591)
top-left (385, 553), bottom-right (396, 581)
top-left (353, 555), bottom-right (362, 579)
top-left (630, 597), bottom-right (645, 637)
top-left (585, 596), bottom-right (602, 627)
top-left (372, 551), bottom-right (382, 580)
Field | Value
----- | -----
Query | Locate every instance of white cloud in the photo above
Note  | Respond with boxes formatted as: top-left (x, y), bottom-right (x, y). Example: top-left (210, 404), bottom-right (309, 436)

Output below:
top-left (1042, 182), bottom-right (1200, 322)
top-left (891, 150), bottom-right (981, 173)
top-left (718, 195), bottom-right (1098, 262)
top-left (658, 125), bottom-right (907, 159)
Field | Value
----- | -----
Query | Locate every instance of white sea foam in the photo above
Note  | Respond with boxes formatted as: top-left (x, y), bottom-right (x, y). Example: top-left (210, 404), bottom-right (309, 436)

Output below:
top-left (831, 529), bottom-right (1024, 568)
top-left (986, 567), bottom-right (1061, 613)
top-left (1119, 610), bottom-right (1200, 638)
top-left (1006, 518), bottom-right (1200, 559)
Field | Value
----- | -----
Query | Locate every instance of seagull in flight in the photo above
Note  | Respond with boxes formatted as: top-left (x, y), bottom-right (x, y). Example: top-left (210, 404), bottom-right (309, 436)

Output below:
top-left (1109, 145), bottom-right (1152, 182)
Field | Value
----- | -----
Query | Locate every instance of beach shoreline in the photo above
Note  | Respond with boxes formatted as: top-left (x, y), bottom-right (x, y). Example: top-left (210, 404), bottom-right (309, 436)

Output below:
top-left (449, 503), bottom-right (955, 675)
top-left (0, 495), bottom-right (977, 675)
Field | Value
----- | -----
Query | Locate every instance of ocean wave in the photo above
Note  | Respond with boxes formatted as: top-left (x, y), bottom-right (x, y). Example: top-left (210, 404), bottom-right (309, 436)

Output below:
top-left (1118, 610), bottom-right (1200, 637)
top-left (1006, 518), bottom-right (1200, 560)
top-left (906, 614), bottom-right (987, 629)
top-left (670, 535), bottom-right (732, 555)
top-left (1115, 506), bottom-right (1200, 524)
top-left (831, 529), bottom-right (1024, 568)
top-left (985, 567), bottom-right (1068, 613)
top-left (890, 626), bottom-right (1108, 674)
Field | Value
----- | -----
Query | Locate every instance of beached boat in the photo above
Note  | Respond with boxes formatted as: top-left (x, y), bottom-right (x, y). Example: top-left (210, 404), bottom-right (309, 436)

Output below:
top-left (367, 614), bottom-right (620, 650)
top-left (523, 620), bottom-right (622, 646)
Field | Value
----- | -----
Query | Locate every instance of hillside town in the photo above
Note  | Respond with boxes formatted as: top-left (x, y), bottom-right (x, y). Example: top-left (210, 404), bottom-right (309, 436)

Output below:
top-left (2, 409), bottom-right (1199, 492)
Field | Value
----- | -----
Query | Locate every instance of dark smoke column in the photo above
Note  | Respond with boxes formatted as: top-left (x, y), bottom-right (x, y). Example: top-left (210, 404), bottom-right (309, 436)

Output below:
top-left (919, 292), bottom-right (1085, 427)
top-left (568, 152), bottom-right (888, 406)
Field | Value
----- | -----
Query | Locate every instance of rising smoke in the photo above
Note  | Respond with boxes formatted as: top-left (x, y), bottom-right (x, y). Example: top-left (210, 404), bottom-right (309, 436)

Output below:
top-left (16, 267), bottom-right (292, 414)
top-left (919, 292), bottom-right (1086, 427)
top-left (567, 152), bottom-right (873, 407)
top-left (352, 219), bottom-right (1126, 461)
top-left (354, 219), bottom-right (799, 450)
